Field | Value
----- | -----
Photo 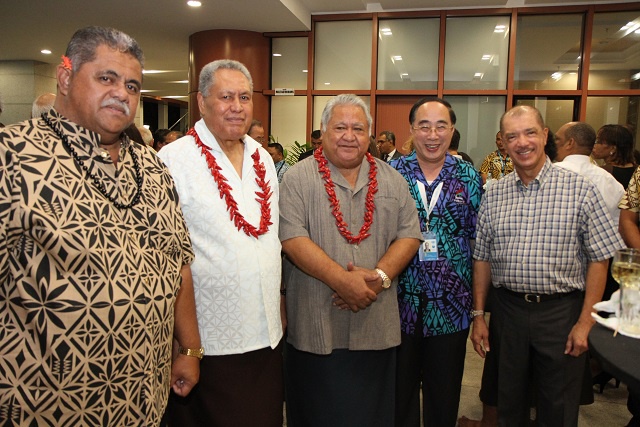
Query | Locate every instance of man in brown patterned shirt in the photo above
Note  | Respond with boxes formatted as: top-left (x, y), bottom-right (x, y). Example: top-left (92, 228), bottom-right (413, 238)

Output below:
top-left (0, 26), bottom-right (200, 426)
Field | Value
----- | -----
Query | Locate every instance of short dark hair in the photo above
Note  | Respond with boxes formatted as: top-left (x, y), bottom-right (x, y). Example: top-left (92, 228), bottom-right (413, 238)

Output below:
top-left (450, 129), bottom-right (461, 150)
top-left (379, 131), bottom-right (395, 143)
top-left (409, 97), bottom-right (456, 125)
top-left (311, 129), bottom-right (322, 140)
top-left (268, 142), bottom-right (284, 155)
top-left (564, 122), bottom-right (596, 152)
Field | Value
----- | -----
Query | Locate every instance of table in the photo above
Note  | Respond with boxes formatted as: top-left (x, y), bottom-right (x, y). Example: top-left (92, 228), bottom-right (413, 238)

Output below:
top-left (589, 322), bottom-right (640, 395)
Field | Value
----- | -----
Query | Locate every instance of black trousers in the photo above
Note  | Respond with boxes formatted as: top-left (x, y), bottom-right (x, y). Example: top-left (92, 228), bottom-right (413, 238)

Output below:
top-left (494, 288), bottom-right (585, 427)
top-left (395, 329), bottom-right (469, 427)
top-left (166, 342), bottom-right (283, 427)
top-left (285, 343), bottom-right (396, 427)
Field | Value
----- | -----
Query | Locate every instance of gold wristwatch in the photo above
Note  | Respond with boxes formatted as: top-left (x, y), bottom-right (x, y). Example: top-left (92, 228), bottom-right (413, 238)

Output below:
top-left (178, 345), bottom-right (205, 360)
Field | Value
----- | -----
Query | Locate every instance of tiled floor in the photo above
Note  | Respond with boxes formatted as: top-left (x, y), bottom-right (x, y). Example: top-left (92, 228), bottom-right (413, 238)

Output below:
top-left (458, 333), bottom-right (633, 426)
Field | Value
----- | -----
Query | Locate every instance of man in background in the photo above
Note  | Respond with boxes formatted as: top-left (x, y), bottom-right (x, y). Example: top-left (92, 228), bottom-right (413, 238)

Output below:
top-left (31, 92), bottom-right (56, 118)
top-left (248, 118), bottom-right (267, 148)
top-left (479, 131), bottom-right (513, 183)
top-left (267, 141), bottom-right (290, 183)
top-left (378, 130), bottom-right (401, 163)
top-left (298, 129), bottom-right (322, 161)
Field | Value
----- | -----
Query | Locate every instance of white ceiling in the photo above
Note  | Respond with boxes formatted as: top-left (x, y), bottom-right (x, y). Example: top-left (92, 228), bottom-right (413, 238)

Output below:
top-left (0, 0), bottom-right (635, 99)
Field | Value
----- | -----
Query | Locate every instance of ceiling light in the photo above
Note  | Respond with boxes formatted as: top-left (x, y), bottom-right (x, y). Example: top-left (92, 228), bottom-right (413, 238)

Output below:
top-left (632, 72), bottom-right (640, 81)
top-left (170, 80), bottom-right (189, 83)
top-left (302, 69), bottom-right (308, 73)
top-left (494, 25), bottom-right (506, 33)
top-left (401, 73), bottom-right (408, 76)
top-left (474, 72), bottom-right (484, 78)
top-left (187, 1), bottom-right (201, 7)
top-left (324, 82), bottom-right (330, 85)
top-left (380, 28), bottom-right (392, 36)
top-left (41, 49), bottom-right (51, 55)
top-left (551, 71), bottom-right (563, 81)
top-left (273, 53), bottom-right (282, 57)
top-left (481, 55), bottom-right (491, 61)
top-left (392, 55), bottom-right (403, 61)
top-left (142, 70), bottom-right (167, 74)
top-left (621, 22), bottom-right (635, 30)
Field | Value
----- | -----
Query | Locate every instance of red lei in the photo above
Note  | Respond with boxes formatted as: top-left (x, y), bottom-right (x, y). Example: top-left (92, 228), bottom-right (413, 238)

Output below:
top-left (314, 147), bottom-right (378, 245)
top-left (187, 128), bottom-right (272, 238)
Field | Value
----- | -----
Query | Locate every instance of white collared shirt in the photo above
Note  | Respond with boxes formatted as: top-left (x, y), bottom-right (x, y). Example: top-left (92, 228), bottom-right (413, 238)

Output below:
top-left (556, 154), bottom-right (625, 228)
top-left (159, 119), bottom-right (282, 355)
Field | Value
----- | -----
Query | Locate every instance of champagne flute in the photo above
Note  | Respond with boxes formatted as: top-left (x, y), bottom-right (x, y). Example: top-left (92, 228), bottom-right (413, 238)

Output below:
top-left (612, 248), bottom-right (640, 336)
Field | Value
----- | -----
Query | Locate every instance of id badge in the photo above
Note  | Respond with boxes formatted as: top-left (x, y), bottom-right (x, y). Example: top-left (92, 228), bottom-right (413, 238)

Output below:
top-left (419, 231), bottom-right (438, 261)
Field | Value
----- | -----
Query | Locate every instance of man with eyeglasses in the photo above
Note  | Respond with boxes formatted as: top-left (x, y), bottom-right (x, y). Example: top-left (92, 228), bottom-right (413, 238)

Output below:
top-left (392, 97), bottom-right (482, 427)
top-left (377, 130), bottom-right (401, 163)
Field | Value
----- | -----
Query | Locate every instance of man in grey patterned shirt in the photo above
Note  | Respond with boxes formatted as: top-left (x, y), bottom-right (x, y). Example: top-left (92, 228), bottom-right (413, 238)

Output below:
top-left (470, 105), bottom-right (624, 427)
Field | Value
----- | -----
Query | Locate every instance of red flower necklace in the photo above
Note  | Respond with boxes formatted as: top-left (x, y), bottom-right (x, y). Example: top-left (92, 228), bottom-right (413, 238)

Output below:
top-left (187, 127), bottom-right (272, 238)
top-left (314, 147), bottom-right (378, 245)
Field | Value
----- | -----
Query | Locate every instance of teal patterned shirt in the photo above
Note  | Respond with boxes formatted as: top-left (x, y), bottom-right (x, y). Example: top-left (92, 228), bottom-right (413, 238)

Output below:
top-left (392, 152), bottom-right (482, 336)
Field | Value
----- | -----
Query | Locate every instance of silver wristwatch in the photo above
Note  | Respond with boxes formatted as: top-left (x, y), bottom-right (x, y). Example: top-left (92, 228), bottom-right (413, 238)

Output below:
top-left (375, 268), bottom-right (392, 289)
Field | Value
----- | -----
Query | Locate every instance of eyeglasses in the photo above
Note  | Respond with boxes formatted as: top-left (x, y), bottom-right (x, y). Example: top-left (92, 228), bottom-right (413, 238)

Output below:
top-left (412, 124), bottom-right (452, 135)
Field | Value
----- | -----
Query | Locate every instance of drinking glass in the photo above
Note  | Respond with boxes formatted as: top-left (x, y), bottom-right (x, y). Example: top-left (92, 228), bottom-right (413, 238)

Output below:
top-left (612, 248), bottom-right (640, 335)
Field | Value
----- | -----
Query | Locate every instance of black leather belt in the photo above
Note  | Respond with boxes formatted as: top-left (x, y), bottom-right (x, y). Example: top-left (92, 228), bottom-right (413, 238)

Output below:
top-left (499, 287), bottom-right (577, 303)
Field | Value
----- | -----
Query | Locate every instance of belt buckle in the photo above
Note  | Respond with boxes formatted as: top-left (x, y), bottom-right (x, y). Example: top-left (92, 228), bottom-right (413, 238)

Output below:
top-left (524, 293), bottom-right (541, 303)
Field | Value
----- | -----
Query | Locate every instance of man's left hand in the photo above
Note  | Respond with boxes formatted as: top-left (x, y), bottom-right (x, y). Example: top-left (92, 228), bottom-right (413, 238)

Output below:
top-left (564, 318), bottom-right (594, 357)
top-left (171, 354), bottom-right (200, 396)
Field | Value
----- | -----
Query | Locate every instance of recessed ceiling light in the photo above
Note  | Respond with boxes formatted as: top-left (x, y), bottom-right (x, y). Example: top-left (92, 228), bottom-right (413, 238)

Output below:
top-left (494, 25), bottom-right (506, 33)
top-left (481, 55), bottom-right (491, 60)
top-left (380, 28), bottom-right (392, 36)
top-left (324, 82), bottom-right (330, 85)
top-left (41, 49), bottom-right (51, 55)
top-left (273, 53), bottom-right (282, 57)
top-left (302, 69), bottom-right (308, 73)
top-left (392, 55), bottom-right (403, 61)
top-left (187, 1), bottom-right (201, 7)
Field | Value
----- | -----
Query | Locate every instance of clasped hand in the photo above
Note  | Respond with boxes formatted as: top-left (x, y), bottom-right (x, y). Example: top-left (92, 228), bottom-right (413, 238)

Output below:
top-left (331, 262), bottom-right (382, 312)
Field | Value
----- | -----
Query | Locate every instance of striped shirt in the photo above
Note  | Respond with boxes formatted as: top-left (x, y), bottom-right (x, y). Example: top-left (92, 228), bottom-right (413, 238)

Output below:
top-left (474, 159), bottom-right (624, 294)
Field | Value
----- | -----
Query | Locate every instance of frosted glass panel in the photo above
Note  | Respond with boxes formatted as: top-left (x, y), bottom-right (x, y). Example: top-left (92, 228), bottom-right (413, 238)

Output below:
top-left (515, 15), bottom-right (582, 90)
top-left (272, 38), bottom-right (308, 90)
top-left (315, 21), bottom-right (372, 90)
top-left (446, 96), bottom-right (506, 166)
top-left (377, 18), bottom-right (439, 90)
top-left (589, 11), bottom-right (640, 90)
top-left (444, 16), bottom-right (510, 90)
top-left (271, 96), bottom-right (307, 155)
top-left (515, 98), bottom-right (574, 135)
top-left (586, 96), bottom-right (640, 144)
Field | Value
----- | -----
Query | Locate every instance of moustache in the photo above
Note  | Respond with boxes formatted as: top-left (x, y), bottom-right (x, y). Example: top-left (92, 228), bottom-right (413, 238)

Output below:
top-left (101, 98), bottom-right (130, 116)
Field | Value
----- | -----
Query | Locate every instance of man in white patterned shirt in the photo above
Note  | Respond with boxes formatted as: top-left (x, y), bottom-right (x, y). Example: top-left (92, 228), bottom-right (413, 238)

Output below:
top-left (159, 59), bottom-right (284, 427)
top-left (470, 106), bottom-right (624, 426)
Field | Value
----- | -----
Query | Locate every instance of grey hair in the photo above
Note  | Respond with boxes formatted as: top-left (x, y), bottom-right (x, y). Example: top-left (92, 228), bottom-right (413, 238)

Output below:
top-left (65, 26), bottom-right (144, 72)
top-left (199, 59), bottom-right (253, 97)
top-left (320, 94), bottom-right (372, 133)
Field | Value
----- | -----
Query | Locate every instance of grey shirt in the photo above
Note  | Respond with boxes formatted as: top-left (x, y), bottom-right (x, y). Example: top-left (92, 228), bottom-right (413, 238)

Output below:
top-left (279, 155), bottom-right (422, 354)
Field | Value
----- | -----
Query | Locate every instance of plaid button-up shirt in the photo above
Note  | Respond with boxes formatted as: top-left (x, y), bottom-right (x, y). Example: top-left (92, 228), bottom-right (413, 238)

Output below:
top-left (474, 159), bottom-right (624, 294)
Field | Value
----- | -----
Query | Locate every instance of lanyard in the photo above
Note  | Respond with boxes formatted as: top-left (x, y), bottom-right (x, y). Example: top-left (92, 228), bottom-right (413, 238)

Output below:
top-left (417, 181), bottom-right (443, 232)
